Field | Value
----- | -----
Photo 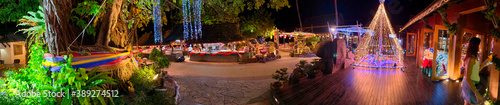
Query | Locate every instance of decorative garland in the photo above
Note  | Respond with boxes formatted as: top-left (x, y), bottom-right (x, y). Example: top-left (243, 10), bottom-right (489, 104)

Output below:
top-left (421, 17), bottom-right (433, 30)
top-left (437, 7), bottom-right (457, 35)
top-left (484, 0), bottom-right (500, 39)
top-left (484, 0), bottom-right (500, 71)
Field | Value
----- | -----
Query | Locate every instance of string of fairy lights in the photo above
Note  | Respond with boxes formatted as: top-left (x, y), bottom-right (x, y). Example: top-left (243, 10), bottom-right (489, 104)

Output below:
top-left (182, 0), bottom-right (202, 41)
top-left (153, 0), bottom-right (162, 43)
top-left (353, 2), bottom-right (404, 69)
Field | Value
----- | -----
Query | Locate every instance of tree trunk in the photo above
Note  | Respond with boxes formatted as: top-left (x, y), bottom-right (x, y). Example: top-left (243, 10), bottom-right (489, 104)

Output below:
top-left (97, 0), bottom-right (124, 47)
top-left (95, 4), bottom-right (111, 46)
top-left (43, 0), bottom-right (80, 54)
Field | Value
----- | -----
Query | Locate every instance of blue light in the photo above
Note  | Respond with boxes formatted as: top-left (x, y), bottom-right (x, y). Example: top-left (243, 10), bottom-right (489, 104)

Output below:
top-left (153, 0), bottom-right (162, 43)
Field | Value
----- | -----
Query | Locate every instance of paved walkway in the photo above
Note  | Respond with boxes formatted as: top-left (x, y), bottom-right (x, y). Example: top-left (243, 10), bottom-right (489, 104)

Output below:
top-left (168, 54), bottom-right (319, 105)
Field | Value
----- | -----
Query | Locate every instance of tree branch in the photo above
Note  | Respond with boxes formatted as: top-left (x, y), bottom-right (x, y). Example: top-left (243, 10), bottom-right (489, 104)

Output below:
top-left (164, 0), bottom-right (181, 10)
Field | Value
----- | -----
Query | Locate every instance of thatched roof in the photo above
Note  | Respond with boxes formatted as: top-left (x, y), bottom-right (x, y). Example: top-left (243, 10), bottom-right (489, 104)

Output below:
top-left (0, 32), bottom-right (28, 47)
top-left (185, 23), bottom-right (244, 43)
top-left (139, 24), bottom-right (245, 45)
top-left (138, 30), bottom-right (172, 46)
top-left (164, 25), bottom-right (184, 43)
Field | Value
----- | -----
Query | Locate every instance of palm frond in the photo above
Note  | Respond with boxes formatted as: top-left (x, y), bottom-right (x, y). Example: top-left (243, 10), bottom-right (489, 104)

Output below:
top-left (16, 6), bottom-right (46, 44)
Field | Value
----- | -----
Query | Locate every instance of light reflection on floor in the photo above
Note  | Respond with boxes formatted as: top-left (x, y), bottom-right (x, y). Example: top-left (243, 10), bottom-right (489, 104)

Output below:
top-left (276, 57), bottom-right (465, 104)
top-left (351, 68), bottom-right (406, 104)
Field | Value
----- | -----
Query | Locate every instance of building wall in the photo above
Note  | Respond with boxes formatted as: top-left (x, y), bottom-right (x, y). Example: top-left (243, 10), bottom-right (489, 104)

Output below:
top-left (12, 42), bottom-right (26, 64)
top-left (403, 0), bottom-right (500, 100)
top-left (0, 41), bottom-right (26, 64)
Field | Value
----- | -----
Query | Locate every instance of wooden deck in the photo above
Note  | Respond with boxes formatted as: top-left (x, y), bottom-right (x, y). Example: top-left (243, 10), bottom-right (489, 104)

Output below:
top-left (273, 57), bottom-right (464, 105)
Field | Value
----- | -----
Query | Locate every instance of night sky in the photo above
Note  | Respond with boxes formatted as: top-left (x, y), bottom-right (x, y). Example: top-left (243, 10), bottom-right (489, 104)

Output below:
top-left (272, 0), bottom-right (435, 32)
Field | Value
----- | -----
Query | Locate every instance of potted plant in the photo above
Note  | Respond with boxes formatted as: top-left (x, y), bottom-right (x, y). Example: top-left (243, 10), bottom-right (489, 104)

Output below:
top-left (271, 68), bottom-right (288, 91)
top-left (307, 59), bottom-right (321, 79)
top-left (289, 60), bottom-right (311, 83)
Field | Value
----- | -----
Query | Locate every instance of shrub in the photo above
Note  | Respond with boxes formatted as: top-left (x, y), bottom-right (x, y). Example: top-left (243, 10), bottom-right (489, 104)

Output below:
top-left (129, 65), bottom-right (175, 104)
top-left (1, 6), bottom-right (117, 105)
top-left (130, 66), bottom-right (158, 92)
top-left (272, 68), bottom-right (288, 82)
top-left (148, 48), bottom-right (170, 71)
top-left (136, 52), bottom-right (144, 58)
top-left (148, 48), bottom-right (163, 61)
top-left (150, 90), bottom-right (175, 105)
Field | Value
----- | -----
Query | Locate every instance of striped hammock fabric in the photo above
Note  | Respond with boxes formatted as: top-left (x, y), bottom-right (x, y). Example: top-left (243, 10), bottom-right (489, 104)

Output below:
top-left (43, 52), bottom-right (139, 72)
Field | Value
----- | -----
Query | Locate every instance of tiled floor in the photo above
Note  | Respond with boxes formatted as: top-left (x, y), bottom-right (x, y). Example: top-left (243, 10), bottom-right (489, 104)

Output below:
top-left (274, 57), bottom-right (465, 105)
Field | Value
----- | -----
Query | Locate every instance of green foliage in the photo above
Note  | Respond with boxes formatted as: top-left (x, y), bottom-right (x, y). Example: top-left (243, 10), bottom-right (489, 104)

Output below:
top-left (437, 7), bottom-right (456, 35)
top-left (492, 55), bottom-right (500, 71)
top-left (0, 9), bottom-right (117, 104)
top-left (70, 0), bottom-right (111, 36)
top-left (306, 36), bottom-right (319, 48)
top-left (484, 0), bottom-right (500, 39)
top-left (295, 60), bottom-right (314, 74)
top-left (0, 8), bottom-right (51, 104)
top-left (0, 36), bottom-right (55, 105)
top-left (240, 9), bottom-right (276, 38)
top-left (201, 0), bottom-right (290, 25)
top-left (0, 0), bottom-right (40, 23)
top-left (136, 52), bottom-right (144, 58)
top-left (0, 92), bottom-right (22, 104)
top-left (1, 43), bottom-right (117, 104)
top-left (485, 0), bottom-right (500, 69)
top-left (56, 57), bottom-right (117, 105)
top-left (306, 36), bottom-right (319, 43)
top-left (128, 65), bottom-right (175, 104)
top-left (130, 66), bottom-right (158, 92)
top-left (17, 6), bottom-right (46, 47)
top-left (295, 41), bottom-right (306, 54)
top-left (149, 48), bottom-right (170, 70)
top-left (122, 0), bottom-right (173, 30)
top-left (122, 0), bottom-right (152, 29)
top-left (148, 48), bottom-right (163, 61)
top-left (150, 90), bottom-right (175, 105)
top-left (483, 88), bottom-right (500, 105)
top-left (272, 68), bottom-right (288, 82)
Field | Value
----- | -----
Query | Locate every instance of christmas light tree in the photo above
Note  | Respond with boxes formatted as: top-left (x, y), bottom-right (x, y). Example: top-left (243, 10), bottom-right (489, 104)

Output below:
top-left (353, 1), bottom-right (404, 70)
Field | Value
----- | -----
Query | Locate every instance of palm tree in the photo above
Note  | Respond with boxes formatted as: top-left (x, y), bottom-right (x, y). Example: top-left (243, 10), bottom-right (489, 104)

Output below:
top-left (296, 0), bottom-right (302, 31)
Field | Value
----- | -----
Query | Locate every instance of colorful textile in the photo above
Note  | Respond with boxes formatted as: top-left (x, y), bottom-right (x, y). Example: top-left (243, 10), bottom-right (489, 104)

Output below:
top-left (43, 52), bottom-right (137, 71)
top-left (462, 80), bottom-right (480, 104)
top-left (423, 58), bottom-right (432, 68)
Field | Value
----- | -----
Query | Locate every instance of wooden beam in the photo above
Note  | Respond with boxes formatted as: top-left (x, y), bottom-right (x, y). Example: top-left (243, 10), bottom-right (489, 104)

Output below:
top-left (459, 5), bottom-right (487, 15)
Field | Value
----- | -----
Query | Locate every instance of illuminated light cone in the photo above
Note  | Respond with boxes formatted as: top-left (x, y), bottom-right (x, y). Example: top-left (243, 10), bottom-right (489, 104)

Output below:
top-left (353, 1), bottom-right (404, 69)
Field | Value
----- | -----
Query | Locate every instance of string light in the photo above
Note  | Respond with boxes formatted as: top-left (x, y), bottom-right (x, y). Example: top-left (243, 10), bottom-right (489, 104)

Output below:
top-left (353, 2), bottom-right (404, 70)
top-left (153, 0), bottom-right (162, 43)
top-left (183, 0), bottom-right (202, 41)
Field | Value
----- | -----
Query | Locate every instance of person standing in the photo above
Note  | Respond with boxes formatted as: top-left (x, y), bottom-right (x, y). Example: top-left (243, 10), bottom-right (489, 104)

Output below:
top-left (462, 37), bottom-right (491, 105)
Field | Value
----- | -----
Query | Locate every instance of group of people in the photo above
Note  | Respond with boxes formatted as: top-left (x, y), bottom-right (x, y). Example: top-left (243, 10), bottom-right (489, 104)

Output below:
top-left (463, 37), bottom-right (493, 105)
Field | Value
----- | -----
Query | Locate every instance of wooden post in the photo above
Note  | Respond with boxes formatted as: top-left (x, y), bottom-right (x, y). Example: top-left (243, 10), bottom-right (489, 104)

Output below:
top-left (450, 15), bottom-right (466, 80)
top-left (490, 38), bottom-right (500, 100)
top-left (274, 30), bottom-right (279, 55)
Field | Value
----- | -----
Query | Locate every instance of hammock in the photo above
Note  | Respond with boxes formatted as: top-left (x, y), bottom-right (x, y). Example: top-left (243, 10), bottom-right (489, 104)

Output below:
top-left (43, 52), bottom-right (139, 72)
